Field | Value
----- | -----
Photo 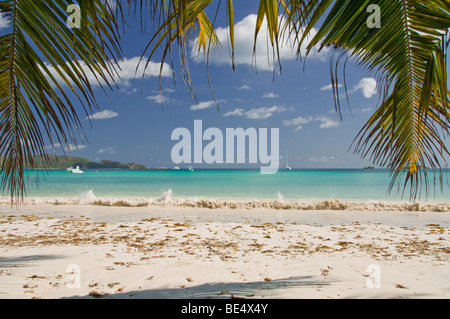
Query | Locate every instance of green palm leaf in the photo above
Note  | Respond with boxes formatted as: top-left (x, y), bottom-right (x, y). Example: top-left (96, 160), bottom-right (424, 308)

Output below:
top-left (0, 0), bottom-right (122, 202)
top-left (140, 0), bottom-right (219, 99)
top-left (281, 0), bottom-right (450, 199)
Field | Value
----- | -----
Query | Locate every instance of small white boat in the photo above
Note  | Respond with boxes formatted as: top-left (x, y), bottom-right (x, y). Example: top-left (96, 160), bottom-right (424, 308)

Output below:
top-left (66, 166), bottom-right (84, 174)
top-left (284, 152), bottom-right (292, 171)
top-left (185, 166), bottom-right (194, 172)
top-left (173, 166), bottom-right (180, 170)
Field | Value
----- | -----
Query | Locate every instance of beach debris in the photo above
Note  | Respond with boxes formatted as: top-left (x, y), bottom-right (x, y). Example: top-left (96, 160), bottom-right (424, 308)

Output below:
top-left (23, 284), bottom-right (37, 289)
top-left (89, 290), bottom-right (107, 298)
top-left (321, 268), bottom-right (330, 277)
top-left (27, 275), bottom-right (47, 279)
top-left (395, 284), bottom-right (408, 289)
top-left (108, 282), bottom-right (120, 289)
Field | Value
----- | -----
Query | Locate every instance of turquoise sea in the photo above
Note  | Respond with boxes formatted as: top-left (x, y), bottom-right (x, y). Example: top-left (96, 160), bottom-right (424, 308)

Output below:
top-left (5, 169), bottom-right (449, 209)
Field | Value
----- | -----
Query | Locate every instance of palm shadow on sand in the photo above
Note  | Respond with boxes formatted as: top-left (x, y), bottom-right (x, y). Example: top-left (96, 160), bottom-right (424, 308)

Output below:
top-left (65, 275), bottom-right (333, 299)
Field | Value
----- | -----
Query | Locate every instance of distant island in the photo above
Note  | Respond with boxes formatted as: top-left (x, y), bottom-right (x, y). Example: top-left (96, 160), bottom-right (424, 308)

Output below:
top-left (19, 154), bottom-right (149, 170)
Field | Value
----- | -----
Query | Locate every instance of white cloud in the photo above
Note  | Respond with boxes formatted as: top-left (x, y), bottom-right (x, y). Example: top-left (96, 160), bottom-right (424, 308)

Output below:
top-left (238, 85), bottom-right (251, 90)
top-left (223, 108), bottom-right (244, 117)
top-left (191, 14), bottom-right (329, 71)
top-left (120, 87), bottom-right (138, 95)
top-left (321, 78), bottom-right (377, 99)
top-left (283, 116), bottom-right (313, 132)
top-left (361, 107), bottom-right (372, 113)
top-left (283, 115), bottom-right (340, 130)
top-left (246, 106), bottom-right (286, 119)
top-left (224, 105), bottom-right (286, 120)
top-left (146, 94), bottom-right (171, 104)
top-left (262, 92), bottom-right (279, 99)
top-left (315, 115), bottom-right (341, 128)
top-left (97, 147), bottom-right (116, 154)
top-left (86, 109), bottom-right (118, 120)
top-left (308, 156), bottom-right (336, 162)
top-left (146, 88), bottom-right (176, 103)
top-left (45, 143), bottom-right (87, 152)
top-left (283, 116), bottom-right (312, 126)
top-left (114, 57), bottom-right (172, 86)
top-left (352, 78), bottom-right (377, 98)
top-left (0, 13), bottom-right (9, 30)
top-left (41, 56), bottom-right (171, 88)
top-left (320, 83), bottom-right (342, 91)
top-left (190, 100), bottom-right (217, 111)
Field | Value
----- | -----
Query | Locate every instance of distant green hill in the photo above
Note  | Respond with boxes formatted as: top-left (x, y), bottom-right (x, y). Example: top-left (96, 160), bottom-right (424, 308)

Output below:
top-left (6, 154), bottom-right (149, 169)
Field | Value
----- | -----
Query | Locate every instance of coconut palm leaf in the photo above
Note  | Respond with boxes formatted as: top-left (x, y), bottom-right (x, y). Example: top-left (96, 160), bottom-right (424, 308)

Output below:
top-left (140, 0), bottom-right (219, 99)
top-left (279, 0), bottom-right (450, 199)
top-left (0, 0), bottom-right (122, 201)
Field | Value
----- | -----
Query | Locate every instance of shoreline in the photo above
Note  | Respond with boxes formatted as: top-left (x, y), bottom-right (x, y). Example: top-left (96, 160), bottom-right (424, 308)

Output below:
top-left (1, 205), bottom-right (449, 299)
top-left (1, 194), bottom-right (450, 212)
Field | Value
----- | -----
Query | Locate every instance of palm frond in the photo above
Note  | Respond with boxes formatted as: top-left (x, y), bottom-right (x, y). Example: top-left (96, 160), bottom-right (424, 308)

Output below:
top-left (281, 0), bottom-right (450, 199)
top-left (140, 0), bottom-right (219, 100)
top-left (0, 0), bottom-right (122, 202)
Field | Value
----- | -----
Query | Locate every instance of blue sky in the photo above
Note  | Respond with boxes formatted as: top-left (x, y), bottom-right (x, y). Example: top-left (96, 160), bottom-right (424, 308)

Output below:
top-left (2, 1), bottom-right (449, 169)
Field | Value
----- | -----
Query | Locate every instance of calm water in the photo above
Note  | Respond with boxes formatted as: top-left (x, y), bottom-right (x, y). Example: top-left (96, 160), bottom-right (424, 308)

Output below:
top-left (15, 168), bottom-right (450, 202)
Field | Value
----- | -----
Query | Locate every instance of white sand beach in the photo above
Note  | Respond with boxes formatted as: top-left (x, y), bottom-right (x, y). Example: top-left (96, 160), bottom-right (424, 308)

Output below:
top-left (0, 205), bottom-right (449, 299)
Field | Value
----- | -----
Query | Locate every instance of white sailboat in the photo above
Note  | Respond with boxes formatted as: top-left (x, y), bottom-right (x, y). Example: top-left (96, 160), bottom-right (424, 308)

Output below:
top-left (66, 165), bottom-right (84, 174)
top-left (284, 152), bottom-right (292, 171)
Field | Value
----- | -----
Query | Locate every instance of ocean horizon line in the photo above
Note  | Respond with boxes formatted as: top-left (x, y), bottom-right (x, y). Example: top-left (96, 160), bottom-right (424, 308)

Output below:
top-left (26, 167), bottom-right (448, 171)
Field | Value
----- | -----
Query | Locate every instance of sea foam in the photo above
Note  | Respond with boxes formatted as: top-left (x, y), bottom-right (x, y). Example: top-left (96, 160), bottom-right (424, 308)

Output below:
top-left (1, 189), bottom-right (449, 212)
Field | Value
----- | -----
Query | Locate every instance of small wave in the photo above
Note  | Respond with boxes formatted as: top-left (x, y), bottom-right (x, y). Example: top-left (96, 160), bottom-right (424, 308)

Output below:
top-left (161, 199), bottom-right (450, 212)
top-left (276, 191), bottom-right (284, 203)
top-left (1, 190), bottom-right (449, 212)
top-left (78, 190), bottom-right (97, 205)
top-left (156, 189), bottom-right (172, 204)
